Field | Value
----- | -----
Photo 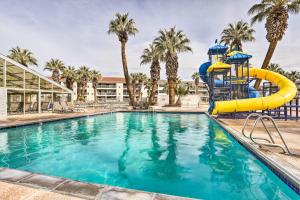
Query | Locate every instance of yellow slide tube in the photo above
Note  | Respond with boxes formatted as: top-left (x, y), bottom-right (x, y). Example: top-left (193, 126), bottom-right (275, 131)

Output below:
top-left (211, 68), bottom-right (298, 115)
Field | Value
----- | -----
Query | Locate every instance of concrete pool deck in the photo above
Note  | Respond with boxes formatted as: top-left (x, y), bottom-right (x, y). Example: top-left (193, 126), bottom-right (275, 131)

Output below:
top-left (218, 118), bottom-right (300, 170)
top-left (0, 168), bottom-right (194, 200)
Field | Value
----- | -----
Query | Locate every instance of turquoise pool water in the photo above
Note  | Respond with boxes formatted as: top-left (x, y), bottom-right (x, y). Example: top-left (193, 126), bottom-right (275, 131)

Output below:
top-left (0, 113), bottom-right (298, 199)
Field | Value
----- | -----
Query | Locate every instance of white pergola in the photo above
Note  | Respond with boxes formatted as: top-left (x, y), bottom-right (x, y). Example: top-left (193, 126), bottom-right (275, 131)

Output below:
top-left (0, 54), bottom-right (73, 119)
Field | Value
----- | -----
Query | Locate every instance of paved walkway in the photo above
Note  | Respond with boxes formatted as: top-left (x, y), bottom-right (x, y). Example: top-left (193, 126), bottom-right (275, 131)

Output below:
top-left (0, 108), bottom-right (111, 128)
top-left (218, 118), bottom-right (300, 171)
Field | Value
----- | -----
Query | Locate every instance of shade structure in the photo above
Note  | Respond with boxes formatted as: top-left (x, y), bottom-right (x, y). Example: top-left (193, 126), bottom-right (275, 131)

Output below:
top-left (226, 52), bottom-right (252, 64)
top-left (207, 44), bottom-right (228, 55)
top-left (207, 62), bottom-right (231, 72)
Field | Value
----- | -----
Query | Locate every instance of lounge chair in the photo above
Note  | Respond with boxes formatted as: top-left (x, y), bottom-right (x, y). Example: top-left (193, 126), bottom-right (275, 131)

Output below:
top-left (41, 102), bottom-right (50, 112)
top-left (32, 102), bottom-right (38, 112)
top-left (25, 103), bottom-right (31, 112)
top-left (60, 101), bottom-right (73, 112)
top-left (53, 102), bottom-right (63, 112)
top-left (67, 102), bottom-right (83, 112)
top-left (8, 102), bottom-right (22, 113)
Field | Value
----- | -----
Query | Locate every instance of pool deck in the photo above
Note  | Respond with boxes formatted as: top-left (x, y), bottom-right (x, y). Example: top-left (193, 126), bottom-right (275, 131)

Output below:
top-left (0, 168), bottom-right (194, 200)
top-left (0, 108), bottom-right (112, 129)
top-left (217, 118), bottom-right (300, 169)
top-left (216, 117), bottom-right (300, 193)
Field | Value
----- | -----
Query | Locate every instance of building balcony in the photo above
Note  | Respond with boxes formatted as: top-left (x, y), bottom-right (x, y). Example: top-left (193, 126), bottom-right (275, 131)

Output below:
top-left (97, 84), bottom-right (117, 89)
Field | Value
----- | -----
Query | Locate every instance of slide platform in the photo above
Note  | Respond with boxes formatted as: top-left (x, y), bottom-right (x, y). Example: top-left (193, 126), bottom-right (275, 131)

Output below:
top-left (210, 68), bottom-right (298, 115)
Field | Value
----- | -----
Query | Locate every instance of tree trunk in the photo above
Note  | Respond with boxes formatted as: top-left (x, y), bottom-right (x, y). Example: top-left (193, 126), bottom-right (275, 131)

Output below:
top-left (195, 81), bottom-right (199, 95)
top-left (166, 53), bottom-right (178, 106)
top-left (254, 41), bottom-right (277, 89)
top-left (52, 70), bottom-right (60, 83)
top-left (176, 96), bottom-right (181, 107)
top-left (77, 84), bottom-right (81, 101)
top-left (121, 42), bottom-right (135, 106)
top-left (149, 80), bottom-right (158, 105)
top-left (168, 79), bottom-right (176, 105)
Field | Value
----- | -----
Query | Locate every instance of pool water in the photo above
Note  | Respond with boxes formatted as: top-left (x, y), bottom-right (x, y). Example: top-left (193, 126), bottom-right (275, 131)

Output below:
top-left (0, 113), bottom-right (298, 199)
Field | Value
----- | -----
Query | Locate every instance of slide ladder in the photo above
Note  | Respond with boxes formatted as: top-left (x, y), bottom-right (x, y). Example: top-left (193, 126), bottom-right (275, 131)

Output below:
top-left (242, 113), bottom-right (291, 154)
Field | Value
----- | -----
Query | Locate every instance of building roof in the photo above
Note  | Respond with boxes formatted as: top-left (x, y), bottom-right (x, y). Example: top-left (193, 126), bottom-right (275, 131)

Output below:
top-left (0, 54), bottom-right (72, 93)
top-left (99, 77), bottom-right (126, 83)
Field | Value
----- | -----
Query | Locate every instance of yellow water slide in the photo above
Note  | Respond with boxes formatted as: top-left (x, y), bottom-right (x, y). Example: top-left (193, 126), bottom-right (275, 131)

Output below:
top-left (211, 68), bottom-right (298, 115)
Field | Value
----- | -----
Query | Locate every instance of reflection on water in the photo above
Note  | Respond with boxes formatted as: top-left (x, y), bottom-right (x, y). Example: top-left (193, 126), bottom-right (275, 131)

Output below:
top-left (0, 113), bottom-right (298, 200)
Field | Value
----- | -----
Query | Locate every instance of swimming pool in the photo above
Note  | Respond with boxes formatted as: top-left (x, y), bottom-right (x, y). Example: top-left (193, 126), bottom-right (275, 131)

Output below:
top-left (0, 112), bottom-right (298, 199)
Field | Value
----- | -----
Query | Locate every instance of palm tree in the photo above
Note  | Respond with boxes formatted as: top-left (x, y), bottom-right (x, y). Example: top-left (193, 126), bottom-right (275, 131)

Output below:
top-left (108, 13), bottom-right (138, 106)
top-left (144, 79), bottom-right (153, 99)
top-left (130, 73), bottom-right (139, 102)
top-left (268, 63), bottom-right (285, 75)
top-left (140, 44), bottom-right (164, 105)
top-left (62, 66), bottom-right (77, 90)
top-left (248, 0), bottom-right (300, 89)
top-left (175, 83), bottom-right (189, 106)
top-left (137, 73), bottom-right (148, 102)
top-left (192, 72), bottom-right (200, 94)
top-left (44, 59), bottom-right (65, 83)
top-left (220, 20), bottom-right (255, 51)
top-left (90, 70), bottom-right (102, 102)
top-left (154, 27), bottom-right (192, 106)
top-left (163, 77), bottom-right (181, 95)
top-left (286, 70), bottom-right (300, 82)
top-left (76, 66), bottom-right (90, 101)
top-left (8, 46), bottom-right (38, 67)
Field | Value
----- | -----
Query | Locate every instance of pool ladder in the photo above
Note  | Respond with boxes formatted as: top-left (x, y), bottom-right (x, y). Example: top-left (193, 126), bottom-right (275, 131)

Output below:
top-left (242, 113), bottom-right (291, 154)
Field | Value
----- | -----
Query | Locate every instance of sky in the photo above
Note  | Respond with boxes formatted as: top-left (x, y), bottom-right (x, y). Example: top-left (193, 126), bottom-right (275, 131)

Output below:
top-left (0, 0), bottom-right (299, 80)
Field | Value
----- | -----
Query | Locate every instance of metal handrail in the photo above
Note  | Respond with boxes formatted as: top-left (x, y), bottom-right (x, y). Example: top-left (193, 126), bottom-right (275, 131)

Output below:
top-left (242, 113), bottom-right (291, 154)
top-left (242, 113), bottom-right (274, 143)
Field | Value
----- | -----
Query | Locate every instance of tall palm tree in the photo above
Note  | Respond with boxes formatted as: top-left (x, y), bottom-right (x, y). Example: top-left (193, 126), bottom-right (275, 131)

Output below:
top-left (140, 44), bottom-right (164, 105)
top-left (62, 66), bottom-right (77, 90)
top-left (108, 13), bottom-right (138, 106)
top-left (154, 27), bottom-right (192, 106)
top-left (76, 66), bottom-right (90, 101)
top-left (248, 0), bottom-right (300, 89)
top-left (220, 20), bottom-right (255, 51)
top-left (90, 70), bottom-right (102, 102)
top-left (192, 72), bottom-right (200, 95)
top-left (8, 46), bottom-right (38, 67)
top-left (44, 59), bottom-right (65, 83)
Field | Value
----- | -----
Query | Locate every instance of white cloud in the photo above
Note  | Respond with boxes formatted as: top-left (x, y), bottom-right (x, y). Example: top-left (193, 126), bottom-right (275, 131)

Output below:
top-left (0, 0), bottom-right (299, 79)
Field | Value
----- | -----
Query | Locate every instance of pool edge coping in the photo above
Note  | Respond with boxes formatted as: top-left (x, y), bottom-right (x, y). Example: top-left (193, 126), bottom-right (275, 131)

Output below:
top-left (207, 113), bottom-right (300, 195)
top-left (0, 167), bottom-right (197, 200)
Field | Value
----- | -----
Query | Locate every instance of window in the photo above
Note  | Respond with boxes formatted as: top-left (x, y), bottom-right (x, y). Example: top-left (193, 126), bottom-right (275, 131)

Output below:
top-left (6, 62), bottom-right (24, 89)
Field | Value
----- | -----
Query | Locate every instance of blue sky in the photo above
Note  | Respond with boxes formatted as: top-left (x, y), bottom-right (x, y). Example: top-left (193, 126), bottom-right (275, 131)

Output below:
top-left (0, 0), bottom-right (299, 80)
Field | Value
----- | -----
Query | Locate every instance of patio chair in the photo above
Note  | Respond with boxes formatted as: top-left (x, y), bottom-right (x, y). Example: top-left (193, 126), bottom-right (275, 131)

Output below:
top-left (32, 102), bottom-right (38, 112)
top-left (25, 103), bottom-right (31, 112)
top-left (60, 101), bottom-right (73, 112)
top-left (53, 102), bottom-right (63, 112)
top-left (41, 102), bottom-right (50, 111)
top-left (68, 102), bottom-right (84, 112)
top-left (9, 102), bottom-right (22, 113)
